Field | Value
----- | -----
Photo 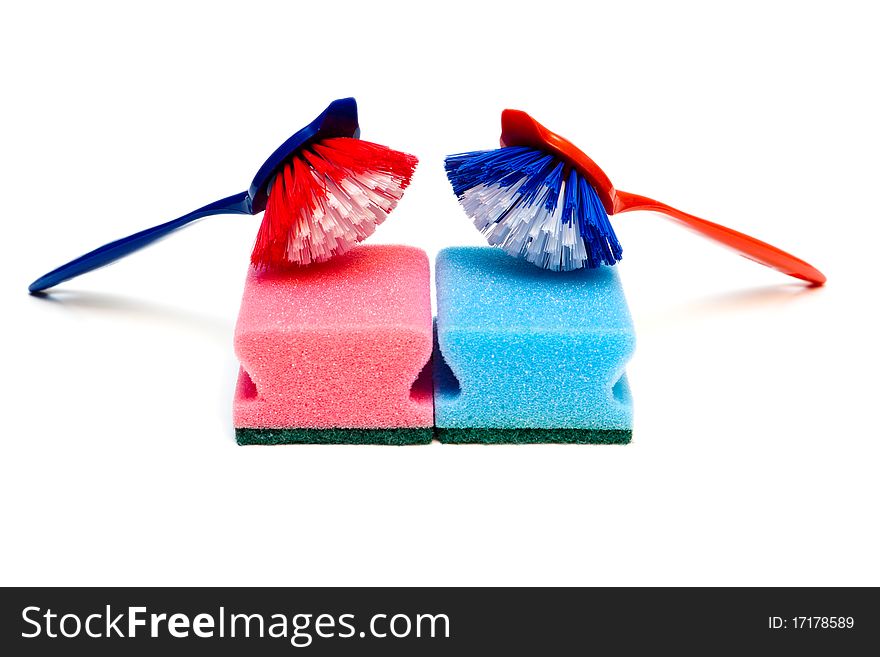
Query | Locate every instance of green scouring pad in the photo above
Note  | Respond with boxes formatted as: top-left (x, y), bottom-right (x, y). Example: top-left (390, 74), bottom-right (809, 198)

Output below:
top-left (434, 428), bottom-right (630, 445)
top-left (235, 427), bottom-right (434, 446)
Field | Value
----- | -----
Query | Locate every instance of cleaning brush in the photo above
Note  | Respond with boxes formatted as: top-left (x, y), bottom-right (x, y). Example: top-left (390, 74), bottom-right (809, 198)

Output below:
top-left (445, 109), bottom-right (825, 284)
top-left (29, 98), bottom-right (417, 293)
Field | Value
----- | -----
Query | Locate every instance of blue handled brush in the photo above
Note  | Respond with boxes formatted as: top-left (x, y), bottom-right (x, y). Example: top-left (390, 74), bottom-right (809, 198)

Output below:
top-left (29, 98), bottom-right (418, 293)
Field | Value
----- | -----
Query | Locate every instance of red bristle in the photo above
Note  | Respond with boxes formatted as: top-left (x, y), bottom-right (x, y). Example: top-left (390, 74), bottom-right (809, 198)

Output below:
top-left (313, 138), bottom-right (419, 180)
top-left (250, 138), bottom-right (418, 270)
top-left (251, 163), bottom-right (290, 269)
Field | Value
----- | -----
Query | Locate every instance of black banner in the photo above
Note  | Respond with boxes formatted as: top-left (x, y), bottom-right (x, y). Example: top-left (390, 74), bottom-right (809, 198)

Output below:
top-left (1, 587), bottom-right (874, 654)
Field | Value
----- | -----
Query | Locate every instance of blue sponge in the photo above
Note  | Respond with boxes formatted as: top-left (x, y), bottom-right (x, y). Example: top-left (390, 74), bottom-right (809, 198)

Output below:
top-left (434, 247), bottom-right (635, 443)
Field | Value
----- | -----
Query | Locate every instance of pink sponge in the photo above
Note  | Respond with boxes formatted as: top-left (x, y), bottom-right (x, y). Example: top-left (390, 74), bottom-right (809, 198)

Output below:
top-left (233, 245), bottom-right (433, 444)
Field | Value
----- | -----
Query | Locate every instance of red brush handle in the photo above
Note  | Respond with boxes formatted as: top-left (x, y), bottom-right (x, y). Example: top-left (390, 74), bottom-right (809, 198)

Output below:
top-left (500, 109), bottom-right (826, 285)
top-left (614, 190), bottom-right (826, 285)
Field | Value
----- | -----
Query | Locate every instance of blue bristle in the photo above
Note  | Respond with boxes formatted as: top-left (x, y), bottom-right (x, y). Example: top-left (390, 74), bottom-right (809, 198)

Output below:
top-left (542, 162), bottom-right (565, 213)
top-left (444, 146), bottom-right (622, 271)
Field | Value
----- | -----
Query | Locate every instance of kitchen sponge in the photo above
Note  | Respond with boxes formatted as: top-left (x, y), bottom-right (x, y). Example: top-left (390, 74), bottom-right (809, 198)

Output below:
top-left (433, 247), bottom-right (635, 443)
top-left (233, 245), bottom-right (433, 445)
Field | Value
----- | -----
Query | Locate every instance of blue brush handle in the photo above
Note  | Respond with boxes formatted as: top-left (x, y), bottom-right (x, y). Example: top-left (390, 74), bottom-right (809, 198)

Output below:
top-left (28, 192), bottom-right (253, 293)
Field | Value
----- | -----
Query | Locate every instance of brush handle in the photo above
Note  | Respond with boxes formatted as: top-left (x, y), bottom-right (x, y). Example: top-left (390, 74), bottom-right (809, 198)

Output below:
top-left (28, 192), bottom-right (252, 293)
top-left (614, 190), bottom-right (826, 285)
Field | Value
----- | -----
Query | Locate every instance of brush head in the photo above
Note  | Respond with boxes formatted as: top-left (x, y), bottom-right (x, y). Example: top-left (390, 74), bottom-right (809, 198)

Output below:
top-left (251, 138), bottom-right (418, 270)
top-left (444, 146), bottom-right (622, 271)
top-left (248, 97), bottom-right (360, 214)
top-left (500, 109), bottom-right (617, 213)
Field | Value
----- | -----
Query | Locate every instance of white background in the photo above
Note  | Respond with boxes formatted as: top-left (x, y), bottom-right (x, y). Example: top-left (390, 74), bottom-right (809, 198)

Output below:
top-left (1, 1), bottom-right (877, 586)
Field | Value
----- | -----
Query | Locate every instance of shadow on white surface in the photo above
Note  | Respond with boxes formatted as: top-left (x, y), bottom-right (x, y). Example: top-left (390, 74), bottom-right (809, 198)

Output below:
top-left (29, 289), bottom-right (233, 342)
top-left (32, 288), bottom-right (242, 442)
top-left (639, 282), bottom-right (824, 330)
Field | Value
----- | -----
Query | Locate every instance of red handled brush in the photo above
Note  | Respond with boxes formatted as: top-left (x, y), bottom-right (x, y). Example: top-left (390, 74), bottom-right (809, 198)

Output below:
top-left (29, 98), bottom-right (417, 292)
top-left (445, 109), bottom-right (825, 285)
